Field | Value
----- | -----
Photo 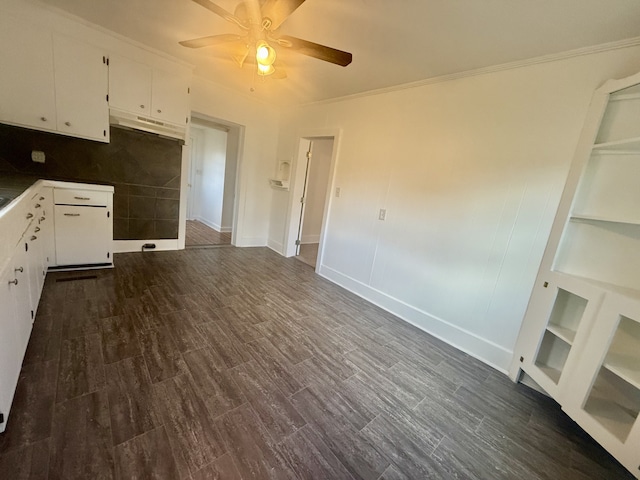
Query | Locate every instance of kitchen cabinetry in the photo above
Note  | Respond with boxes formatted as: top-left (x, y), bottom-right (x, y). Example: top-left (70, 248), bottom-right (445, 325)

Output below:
top-left (0, 15), bottom-right (109, 142)
top-left (510, 71), bottom-right (640, 478)
top-left (53, 186), bottom-right (113, 268)
top-left (108, 54), bottom-right (190, 126)
top-left (53, 35), bottom-right (109, 142)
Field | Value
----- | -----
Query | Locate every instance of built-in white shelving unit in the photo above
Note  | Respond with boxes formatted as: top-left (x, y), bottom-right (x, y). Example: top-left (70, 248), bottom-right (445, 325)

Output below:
top-left (510, 72), bottom-right (640, 479)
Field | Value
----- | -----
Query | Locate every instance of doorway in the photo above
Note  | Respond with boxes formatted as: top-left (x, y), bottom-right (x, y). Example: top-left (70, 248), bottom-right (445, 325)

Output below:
top-left (291, 136), bottom-right (335, 269)
top-left (186, 117), bottom-right (240, 247)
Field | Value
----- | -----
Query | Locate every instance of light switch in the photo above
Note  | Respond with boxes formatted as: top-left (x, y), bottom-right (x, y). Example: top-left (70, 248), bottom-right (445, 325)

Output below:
top-left (335, 187), bottom-right (341, 197)
top-left (379, 209), bottom-right (386, 221)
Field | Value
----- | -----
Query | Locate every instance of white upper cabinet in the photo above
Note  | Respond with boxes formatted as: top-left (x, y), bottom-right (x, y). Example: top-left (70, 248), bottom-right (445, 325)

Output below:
top-left (108, 55), bottom-right (190, 126)
top-left (0, 16), bottom-right (57, 132)
top-left (108, 55), bottom-right (152, 116)
top-left (53, 34), bottom-right (109, 142)
top-left (151, 69), bottom-right (190, 125)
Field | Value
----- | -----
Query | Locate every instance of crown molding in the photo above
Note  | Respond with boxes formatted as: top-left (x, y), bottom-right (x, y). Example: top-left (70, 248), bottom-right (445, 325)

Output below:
top-left (303, 36), bottom-right (640, 107)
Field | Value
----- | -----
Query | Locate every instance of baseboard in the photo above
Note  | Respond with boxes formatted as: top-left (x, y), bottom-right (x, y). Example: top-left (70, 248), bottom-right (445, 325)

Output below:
top-left (113, 239), bottom-right (180, 253)
top-left (235, 237), bottom-right (267, 247)
top-left (220, 226), bottom-right (232, 233)
top-left (301, 234), bottom-right (320, 244)
top-left (267, 238), bottom-right (284, 254)
top-left (195, 216), bottom-right (222, 232)
top-left (317, 264), bottom-right (512, 373)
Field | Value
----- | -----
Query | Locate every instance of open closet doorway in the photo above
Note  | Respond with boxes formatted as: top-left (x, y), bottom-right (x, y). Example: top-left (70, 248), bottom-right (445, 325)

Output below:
top-left (186, 116), bottom-right (240, 247)
top-left (292, 137), bottom-right (335, 269)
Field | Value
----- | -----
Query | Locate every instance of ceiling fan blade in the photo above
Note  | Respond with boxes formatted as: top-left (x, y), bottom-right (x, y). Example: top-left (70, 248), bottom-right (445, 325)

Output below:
top-left (276, 35), bottom-right (352, 67)
top-left (179, 34), bottom-right (243, 49)
top-left (260, 0), bottom-right (306, 30)
top-left (190, 0), bottom-right (247, 29)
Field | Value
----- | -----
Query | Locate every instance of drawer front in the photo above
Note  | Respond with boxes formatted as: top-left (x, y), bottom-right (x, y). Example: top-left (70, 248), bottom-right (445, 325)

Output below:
top-left (54, 188), bottom-right (110, 207)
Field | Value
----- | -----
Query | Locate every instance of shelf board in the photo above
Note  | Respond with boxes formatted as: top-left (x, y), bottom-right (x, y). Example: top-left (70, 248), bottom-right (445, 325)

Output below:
top-left (536, 364), bottom-right (562, 384)
top-left (603, 353), bottom-right (640, 390)
top-left (546, 324), bottom-right (576, 345)
top-left (583, 396), bottom-right (636, 443)
top-left (569, 214), bottom-right (640, 226)
top-left (610, 92), bottom-right (640, 102)
top-left (552, 272), bottom-right (640, 302)
top-left (592, 136), bottom-right (640, 153)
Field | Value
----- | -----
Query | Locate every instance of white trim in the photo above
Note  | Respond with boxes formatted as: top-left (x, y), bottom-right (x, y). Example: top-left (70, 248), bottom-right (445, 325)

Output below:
top-left (267, 238), bottom-right (283, 253)
top-left (301, 235), bottom-right (320, 244)
top-left (317, 264), bottom-right (512, 373)
top-left (114, 239), bottom-right (179, 253)
top-left (303, 36), bottom-right (640, 107)
top-left (235, 237), bottom-right (267, 247)
top-left (195, 216), bottom-right (222, 233)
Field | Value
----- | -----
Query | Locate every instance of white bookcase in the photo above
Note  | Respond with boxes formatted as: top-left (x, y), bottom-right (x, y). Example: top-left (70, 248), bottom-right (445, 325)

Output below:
top-left (510, 72), bottom-right (640, 478)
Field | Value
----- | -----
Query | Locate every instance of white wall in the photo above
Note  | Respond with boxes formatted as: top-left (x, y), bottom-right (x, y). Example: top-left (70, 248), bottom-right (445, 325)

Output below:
top-left (191, 77), bottom-right (279, 247)
top-left (191, 124), bottom-right (227, 231)
top-left (301, 138), bottom-right (333, 244)
top-left (269, 46), bottom-right (640, 372)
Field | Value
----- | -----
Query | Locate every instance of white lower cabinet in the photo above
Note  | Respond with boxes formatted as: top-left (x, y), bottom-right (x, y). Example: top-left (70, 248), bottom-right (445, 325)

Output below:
top-left (0, 260), bottom-right (21, 433)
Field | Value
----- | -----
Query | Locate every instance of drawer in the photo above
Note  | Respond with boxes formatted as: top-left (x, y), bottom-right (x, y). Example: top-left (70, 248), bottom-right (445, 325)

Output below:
top-left (54, 188), bottom-right (111, 207)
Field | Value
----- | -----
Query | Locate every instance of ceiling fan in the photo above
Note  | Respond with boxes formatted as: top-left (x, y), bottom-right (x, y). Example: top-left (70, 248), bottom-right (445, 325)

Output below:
top-left (179, 0), bottom-right (352, 78)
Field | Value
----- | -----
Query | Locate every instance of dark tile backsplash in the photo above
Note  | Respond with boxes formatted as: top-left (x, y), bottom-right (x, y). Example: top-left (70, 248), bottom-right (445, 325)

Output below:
top-left (0, 124), bottom-right (182, 240)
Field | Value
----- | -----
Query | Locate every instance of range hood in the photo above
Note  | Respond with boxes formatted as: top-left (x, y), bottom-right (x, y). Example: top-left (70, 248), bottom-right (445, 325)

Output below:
top-left (109, 109), bottom-right (186, 141)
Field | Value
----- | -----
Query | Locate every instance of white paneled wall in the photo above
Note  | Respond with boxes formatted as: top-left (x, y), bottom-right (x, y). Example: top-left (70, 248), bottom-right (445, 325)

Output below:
top-left (270, 46), bottom-right (640, 371)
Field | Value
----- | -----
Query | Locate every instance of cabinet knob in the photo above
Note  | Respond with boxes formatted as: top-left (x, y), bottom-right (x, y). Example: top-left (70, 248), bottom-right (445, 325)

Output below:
top-left (26, 213), bottom-right (33, 219)
top-left (14, 267), bottom-right (23, 273)
top-left (35, 203), bottom-right (41, 208)
top-left (140, 104), bottom-right (145, 109)
top-left (40, 117), bottom-right (47, 122)
top-left (157, 109), bottom-right (162, 113)
top-left (8, 279), bottom-right (18, 286)
top-left (40, 216), bottom-right (45, 222)
top-left (39, 196), bottom-right (45, 201)
top-left (65, 121), bottom-right (71, 127)
top-left (30, 235), bottom-right (37, 241)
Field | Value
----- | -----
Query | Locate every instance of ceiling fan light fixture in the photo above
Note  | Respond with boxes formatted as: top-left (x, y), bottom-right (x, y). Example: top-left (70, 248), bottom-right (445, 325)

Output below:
top-left (257, 63), bottom-right (275, 76)
top-left (256, 40), bottom-right (276, 67)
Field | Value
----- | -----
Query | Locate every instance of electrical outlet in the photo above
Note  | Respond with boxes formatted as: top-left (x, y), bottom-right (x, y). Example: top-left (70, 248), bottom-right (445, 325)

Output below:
top-left (378, 209), bottom-right (386, 221)
top-left (335, 187), bottom-right (341, 197)
top-left (31, 150), bottom-right (45, 163)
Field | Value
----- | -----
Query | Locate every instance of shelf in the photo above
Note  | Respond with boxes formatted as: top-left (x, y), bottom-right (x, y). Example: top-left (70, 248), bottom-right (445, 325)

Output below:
top-left (603, 354), bottom-right (640, 390)
top-left (546, 324), bottom-right (576, 345)
top-left (592, 136), bottom-right (640, 153)
top-left (553, 273), bottom-right (640, 302)
top-left (569, 214), bottom-right (640, 226)
top-left (537, 364), bottom-right (562, 384)
top-left (583, 396), bottom-right (637, 443)
top-left (269, 179), bottom-right (289, 190)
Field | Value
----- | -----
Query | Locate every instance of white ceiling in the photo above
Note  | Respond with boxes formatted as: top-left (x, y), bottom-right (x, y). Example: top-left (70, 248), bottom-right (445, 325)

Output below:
top-left (36, 0), bottom-right (640, 105)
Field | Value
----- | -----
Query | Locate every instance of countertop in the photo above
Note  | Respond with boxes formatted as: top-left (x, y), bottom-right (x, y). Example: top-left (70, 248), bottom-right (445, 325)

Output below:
top-left (0, 173), bottom-right (114, 212)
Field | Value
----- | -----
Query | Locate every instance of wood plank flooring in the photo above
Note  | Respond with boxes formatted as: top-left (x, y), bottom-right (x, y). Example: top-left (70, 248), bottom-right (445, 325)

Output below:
top-left (186, 220), bottom-right (231, 246)
top-left (0, 247), bottom-right (633, 479)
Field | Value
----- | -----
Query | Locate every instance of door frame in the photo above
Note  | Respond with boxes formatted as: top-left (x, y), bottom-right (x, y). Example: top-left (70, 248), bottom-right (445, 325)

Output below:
top-left (284, 128), bottom-right (342, 272)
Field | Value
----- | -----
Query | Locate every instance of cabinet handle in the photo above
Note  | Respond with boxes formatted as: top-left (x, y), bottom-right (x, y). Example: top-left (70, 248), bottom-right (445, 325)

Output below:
top-left (30, 235), bottom-right (37, 241)
top-left (64, 213), bottom-right (80, 217)
top-left (39, 196), bottom-right (45, 201)
top-left (34, 227), bottom-right (40, 233)
top-left (40, 117), bottom-right (47, 122)
top-left (14, 267), bottom-right (23, 273)
top-left (8, 279), bottom-right (18, 286)
top-left (157, 109), bottom-right (162, 113)
top-left (74, 196), bottom-right (91, 200)
top-left (65, 121), bottom-right (71, 127)
top-left (140, 104), bottom-right (145, 109)
top-left (35, 203), bottom-right (41, 208)
top-left (40, 217), bottom-right (45, 222)
top-left (26, 213), bottom-right (33, 219)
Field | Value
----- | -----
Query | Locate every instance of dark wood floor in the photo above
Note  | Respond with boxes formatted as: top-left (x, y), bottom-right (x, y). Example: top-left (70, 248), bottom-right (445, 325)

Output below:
top-left (0, 247), bottom-right (633, 479)
top-left (186, 220), bottom-right (231, 246)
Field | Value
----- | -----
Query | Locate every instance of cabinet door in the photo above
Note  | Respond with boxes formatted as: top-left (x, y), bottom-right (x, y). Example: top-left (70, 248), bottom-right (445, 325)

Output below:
top-left (108, 55), bottom-right (152, 116)
top-left (151, 70), bottom-right (190, 126)
top-left (0, 262), bottom-right (21, 433)
top-left (0, 15), bottom-right (57, 131)
top-left (563, 293), bottom-right (640, 475)
top-left (54, 205), bottom-right (112, 266)
top-left (10, 240), bottom-right (33, 354)
top-left (53, 34), bottom-right (109, 142)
